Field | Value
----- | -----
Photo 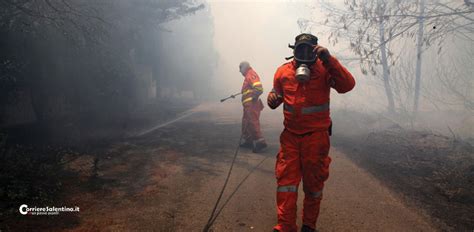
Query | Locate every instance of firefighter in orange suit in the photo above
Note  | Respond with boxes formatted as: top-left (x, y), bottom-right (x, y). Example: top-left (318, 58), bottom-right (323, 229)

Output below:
top-left (267, 34), bottom-right (355, 232)
top-left (239, 61), bottom-right (267, 153)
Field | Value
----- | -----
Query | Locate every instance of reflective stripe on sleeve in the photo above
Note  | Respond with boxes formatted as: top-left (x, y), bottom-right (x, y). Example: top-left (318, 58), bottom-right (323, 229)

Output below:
top-left (252, 81), bottom-right (262, 87)
top-left (284, 104), bottom-right (294, 113)
top-left (242, 97), bottom-right (253, 104)
top-left (242, 89), bottom-right (253, 95)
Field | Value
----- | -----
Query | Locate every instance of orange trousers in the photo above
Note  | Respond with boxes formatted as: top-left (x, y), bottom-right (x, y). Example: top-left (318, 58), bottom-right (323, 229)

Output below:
top-left (274, 129), bottom-right (331, 232)
top-left (242, 99), bottom-right (264, 142)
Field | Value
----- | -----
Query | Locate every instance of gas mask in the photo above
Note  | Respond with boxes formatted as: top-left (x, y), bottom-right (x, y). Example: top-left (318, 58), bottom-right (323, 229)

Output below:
top-left (288, 34), bottom-right (319, 83)
top-left (295, 64), bottom-right (311, 82)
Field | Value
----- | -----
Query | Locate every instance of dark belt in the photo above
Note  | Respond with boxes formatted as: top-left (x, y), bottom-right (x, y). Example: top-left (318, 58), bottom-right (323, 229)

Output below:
top-left (284, 102), bottom-right (330, 114)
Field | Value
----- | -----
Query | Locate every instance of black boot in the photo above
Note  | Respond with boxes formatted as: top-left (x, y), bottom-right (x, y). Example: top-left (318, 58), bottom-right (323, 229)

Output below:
top-left (252, 140), bottom-right (267, 153)
top-left (301, 225), bottom-right (317, 232)
top-left (239, 140), bottom-right (253, 149)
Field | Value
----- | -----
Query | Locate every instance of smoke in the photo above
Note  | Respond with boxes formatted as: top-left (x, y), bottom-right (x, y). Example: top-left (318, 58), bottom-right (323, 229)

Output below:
top-left (208, 0), bottom-right (473, 138)
top-left (209, 1), bottom-right (313, 96)
top-left (208, 0), bottom-right (360, 112)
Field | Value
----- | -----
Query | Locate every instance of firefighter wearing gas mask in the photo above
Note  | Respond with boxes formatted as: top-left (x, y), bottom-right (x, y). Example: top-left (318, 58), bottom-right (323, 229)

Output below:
top-left (239, 61), bottom-right (267, 153)
top-left (268, 33), bottom-right (355, 232)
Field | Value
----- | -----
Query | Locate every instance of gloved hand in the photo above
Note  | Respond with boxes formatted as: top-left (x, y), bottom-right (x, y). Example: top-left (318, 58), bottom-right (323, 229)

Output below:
top-left (267, 90), bottom-right (283, 109)
top-left (312, 45), bottom-right (331, 63)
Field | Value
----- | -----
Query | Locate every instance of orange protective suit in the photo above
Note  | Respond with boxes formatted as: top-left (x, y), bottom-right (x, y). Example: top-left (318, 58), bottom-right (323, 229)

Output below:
top-left (271, 56), bottom-right (355, 232)
top-left (241, 68), bottom-right (265, 144)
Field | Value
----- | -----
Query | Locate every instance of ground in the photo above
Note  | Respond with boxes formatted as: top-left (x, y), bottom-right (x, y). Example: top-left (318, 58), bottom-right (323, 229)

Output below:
top-left (331, 110), bottom-right (474, 231)
top-left (5, 102), bottom-right (455, 231)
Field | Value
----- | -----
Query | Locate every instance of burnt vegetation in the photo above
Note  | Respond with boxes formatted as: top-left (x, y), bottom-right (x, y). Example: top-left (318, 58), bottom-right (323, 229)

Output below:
top-left (0, 0), bottom-right (215, 227)
top-left (331, 109), bottom-right (474, 231)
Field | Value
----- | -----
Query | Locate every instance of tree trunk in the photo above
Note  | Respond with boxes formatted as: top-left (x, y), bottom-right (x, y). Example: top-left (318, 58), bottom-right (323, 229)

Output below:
top-left (413, 0), bottom-right (425, 115)
top-left (378, 11), bottom-right (396, 114)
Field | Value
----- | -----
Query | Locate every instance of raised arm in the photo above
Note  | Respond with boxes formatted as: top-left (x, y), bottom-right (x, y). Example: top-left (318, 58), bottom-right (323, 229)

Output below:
top-left (313, 45), bottom-right (355, 94)
top-left (323, 56), bottom-right (355, 93)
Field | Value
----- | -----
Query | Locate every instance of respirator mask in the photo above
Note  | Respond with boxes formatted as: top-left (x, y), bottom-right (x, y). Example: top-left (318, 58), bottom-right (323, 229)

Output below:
top-left (288, 34), bottom-right (319, 83)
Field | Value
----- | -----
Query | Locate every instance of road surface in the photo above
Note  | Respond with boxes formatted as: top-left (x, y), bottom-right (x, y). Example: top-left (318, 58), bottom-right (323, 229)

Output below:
top-left (60, 102), bottom-right (436, 231)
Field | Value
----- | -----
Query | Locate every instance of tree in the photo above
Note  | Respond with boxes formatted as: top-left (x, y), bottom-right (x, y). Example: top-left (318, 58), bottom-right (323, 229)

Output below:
top-left (316, 0), bottom-right (415, 113)
top-left (413, 0), bottom-right (425, 114)
top-left (412, 0), bottom-right (474, 113)
top-left (0, 0), bottom-right (206, 129)
top-left (313, 0), bottom-right (474, 114)
top-left (423, 44), bottom-right (474, 112)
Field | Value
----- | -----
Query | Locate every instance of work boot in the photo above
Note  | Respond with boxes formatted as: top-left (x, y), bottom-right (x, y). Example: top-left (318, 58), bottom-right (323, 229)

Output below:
top-left (252, 140), bottom-right (267, 153)
top-left (239, 140), bottom-right (253, 149)
top-left (301, 225), bottom-right (317, 232)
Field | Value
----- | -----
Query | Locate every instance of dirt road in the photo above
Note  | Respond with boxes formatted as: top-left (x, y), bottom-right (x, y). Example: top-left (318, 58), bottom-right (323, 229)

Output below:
top-left (53, 102), bottom-right (437, 231)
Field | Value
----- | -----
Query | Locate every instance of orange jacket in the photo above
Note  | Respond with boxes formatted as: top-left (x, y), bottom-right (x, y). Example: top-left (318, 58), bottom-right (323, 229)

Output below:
top-left (273, 56), bottom-right (355, 134)
top-left (241, 68), bottom-right (264, 106)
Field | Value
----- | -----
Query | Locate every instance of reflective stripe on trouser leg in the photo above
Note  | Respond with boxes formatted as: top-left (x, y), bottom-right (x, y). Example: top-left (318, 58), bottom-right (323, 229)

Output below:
top-left (242, 97), bottom-right (253, 104)
top-left (301, 131), bottom-right (331, 229)
top-left (274, 130), bottom-right (301, 232)
top-left (309, 190), bottom-right (322, 198)
top-left (276, 189), bottom-right (299, 232)
top-left (277, 185), bottom-right (298, 193)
